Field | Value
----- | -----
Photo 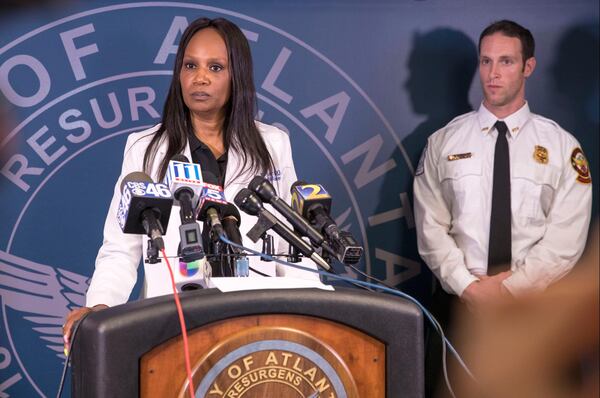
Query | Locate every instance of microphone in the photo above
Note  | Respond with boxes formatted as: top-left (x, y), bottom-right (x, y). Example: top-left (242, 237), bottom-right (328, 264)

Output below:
top-left (248, 176), bottom-right (326, 248)
top-left (195, 177), bottom-right (228, 240)
top-left (164, 155), bottom-right (204, 262)
top-left (116, 171), bottom-right (173, 252)
top-left (234, 188), bottom-right (331, 272)
top-left (291, 181), bottom-right (363, 265)
top-left (195, 175), bottom-right (235, 276)
top-left (221, 204), bottom-right (243, 253)
top-left (221, 204), bottom-right (250, 277)
top-left (164, 154), bottom-right (203, 222)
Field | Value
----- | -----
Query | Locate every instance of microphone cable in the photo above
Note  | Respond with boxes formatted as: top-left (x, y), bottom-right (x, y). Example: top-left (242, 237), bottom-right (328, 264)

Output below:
top-left (340, 263), bottom-right (457, 397)
top-left (56, 311), bottom-right (93, 398)
top-left (160, 248), bottom-right (195, 398)
top-left (217, 233), bottom-right (477, 398)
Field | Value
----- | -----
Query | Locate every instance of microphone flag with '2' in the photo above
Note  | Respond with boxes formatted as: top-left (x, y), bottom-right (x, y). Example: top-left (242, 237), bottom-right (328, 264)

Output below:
top-left (234, 188), bottom-right (331, 272)
top-left (116, 171), bottom-right (173, 256)
top-left (291, 181), bottom-right (363, 265)
top-left (164, 154), bottom-right (204, 263)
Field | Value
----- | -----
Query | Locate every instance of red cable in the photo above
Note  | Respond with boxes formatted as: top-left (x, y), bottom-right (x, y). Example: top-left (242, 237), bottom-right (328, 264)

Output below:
top-left (160, 248), bottom-right (195, 398)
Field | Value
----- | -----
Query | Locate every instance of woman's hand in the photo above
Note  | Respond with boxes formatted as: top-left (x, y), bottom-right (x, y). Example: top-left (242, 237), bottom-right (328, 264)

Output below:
top-left (63, 304), bottom-right (108, 354)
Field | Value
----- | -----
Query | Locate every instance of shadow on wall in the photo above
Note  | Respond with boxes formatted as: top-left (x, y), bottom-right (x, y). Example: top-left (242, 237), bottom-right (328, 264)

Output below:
top-left (403, 28), bottom-right (477, 168)
top-left (0, 90), bottom-right (16, 193)
top-left (550, 21), bottom-right (600, 218)
top-left (374, 28), bottom-right (477, 301)
top-left (0, 0), bottom-right (75, 190)
top-left (0, 0), bottom-right (71, 10)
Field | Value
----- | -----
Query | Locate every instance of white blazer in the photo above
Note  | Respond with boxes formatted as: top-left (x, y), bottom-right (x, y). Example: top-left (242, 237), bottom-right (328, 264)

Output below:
top-left (86, 122), bottom-right (317, 307)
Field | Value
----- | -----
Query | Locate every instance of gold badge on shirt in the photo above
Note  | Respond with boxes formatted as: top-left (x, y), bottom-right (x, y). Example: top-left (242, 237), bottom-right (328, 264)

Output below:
top-left (571, 147), bottom-right (592, 184)
top-left (447, 152), bottom-right (472, 161)
top-left (533, 145), bottom-right (548, 164)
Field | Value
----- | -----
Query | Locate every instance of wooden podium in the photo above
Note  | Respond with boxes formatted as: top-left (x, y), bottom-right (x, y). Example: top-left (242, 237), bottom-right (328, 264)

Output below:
top-left (71, 286), bottom-right (424, 397)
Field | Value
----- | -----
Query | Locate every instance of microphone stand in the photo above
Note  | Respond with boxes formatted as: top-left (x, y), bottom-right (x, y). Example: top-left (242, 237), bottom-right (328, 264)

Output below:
top-left (207, 224), bottom-right (234, 277)
top-left (261, 233), bottom-right (275, 262)
top-left (145, 238), bottom-right (161, 264)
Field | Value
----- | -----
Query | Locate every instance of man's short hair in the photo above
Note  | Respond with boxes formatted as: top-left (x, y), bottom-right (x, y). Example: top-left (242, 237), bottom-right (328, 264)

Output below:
top-left (479, 20), bottom-right (535, 61)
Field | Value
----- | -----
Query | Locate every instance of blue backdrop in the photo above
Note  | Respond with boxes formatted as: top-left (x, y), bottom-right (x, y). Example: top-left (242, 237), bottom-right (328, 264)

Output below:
top-left (0, 1), bottom-right (598, 396)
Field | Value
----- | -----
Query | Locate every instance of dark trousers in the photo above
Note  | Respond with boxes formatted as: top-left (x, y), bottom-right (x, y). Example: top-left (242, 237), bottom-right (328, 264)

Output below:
top-left (424, 283), bottom-right (466, 398)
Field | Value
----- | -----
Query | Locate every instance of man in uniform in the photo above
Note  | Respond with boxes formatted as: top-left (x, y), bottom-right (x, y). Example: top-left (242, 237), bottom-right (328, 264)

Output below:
top-left (414, 19), bottom-right (592, 309)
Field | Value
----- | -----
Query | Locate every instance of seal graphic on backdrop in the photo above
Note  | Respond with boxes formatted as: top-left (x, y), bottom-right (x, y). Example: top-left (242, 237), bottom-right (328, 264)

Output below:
top-left (0, 3), bottom-right (417, 396)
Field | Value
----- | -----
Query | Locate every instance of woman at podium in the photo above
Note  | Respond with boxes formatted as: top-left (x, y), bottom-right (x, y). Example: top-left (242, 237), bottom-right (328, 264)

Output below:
top-left (63, 16), bottom-right (315, 349)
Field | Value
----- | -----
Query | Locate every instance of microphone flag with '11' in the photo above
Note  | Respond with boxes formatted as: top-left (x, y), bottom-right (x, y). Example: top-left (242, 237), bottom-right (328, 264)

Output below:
top-left (164, 154), bottom-right (204, 262)
top-left (164, 154), bottom-right (203, 221)
top-left (234, 188), bottom-right (331, 272)
top-left (116, 171), bottom-right (173, 251)
top-left (291, 181), bottom-right (363, 265)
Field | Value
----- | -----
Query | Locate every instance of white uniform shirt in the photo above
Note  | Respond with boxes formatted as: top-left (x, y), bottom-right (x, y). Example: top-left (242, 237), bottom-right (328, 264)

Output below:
top-left (414, 102), bottom-right (592, 297)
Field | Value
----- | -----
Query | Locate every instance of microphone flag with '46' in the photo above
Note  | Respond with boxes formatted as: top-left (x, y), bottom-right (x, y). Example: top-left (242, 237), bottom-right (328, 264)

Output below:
top-left (116, 171), bottom-right (173, 252)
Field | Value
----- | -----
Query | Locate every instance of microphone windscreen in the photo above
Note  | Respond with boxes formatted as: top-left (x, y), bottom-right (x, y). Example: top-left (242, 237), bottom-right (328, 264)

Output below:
top-left (120, 171), bottom-right (153, 192)
top-left (171, 154), bottom-right (189, 163)
top-left (221, 203), bottom-right (241, 226)
top-left (248, 175), bottom-right (267, 192)
top-left (290, 179), bottom-right (308, 194)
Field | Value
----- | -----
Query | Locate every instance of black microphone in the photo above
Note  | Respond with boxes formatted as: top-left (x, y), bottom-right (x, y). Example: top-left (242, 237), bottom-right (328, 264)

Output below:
top-left (221, 203), bottom-right (243, 254)
top-left (234, 188), bottom-right (331, 272)
top-left (164, 154), bottom-right (204, 262)
top-left (220, 204), bottom-right (250, 276)
top-left (291, 181), bottom-right (363, 265)
top-left (195, 172), bottom-right (228, 240)
top-left (248, 176), bottom-right (327, 248)
top-left (116, 171), bottom-right (173, 252)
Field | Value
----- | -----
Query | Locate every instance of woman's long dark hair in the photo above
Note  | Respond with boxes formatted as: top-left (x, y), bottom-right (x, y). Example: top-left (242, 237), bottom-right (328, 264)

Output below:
top-left (143, 17), bottom-right (274, 183)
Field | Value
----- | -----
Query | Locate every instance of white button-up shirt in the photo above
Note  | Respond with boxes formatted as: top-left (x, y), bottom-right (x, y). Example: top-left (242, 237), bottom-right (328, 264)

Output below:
top-left (414, 102), bottom-right (592, 297)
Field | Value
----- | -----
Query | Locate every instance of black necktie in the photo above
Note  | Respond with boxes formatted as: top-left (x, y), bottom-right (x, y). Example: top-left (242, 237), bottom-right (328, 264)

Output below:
top-left (488, 120), bottom-right (512, 274)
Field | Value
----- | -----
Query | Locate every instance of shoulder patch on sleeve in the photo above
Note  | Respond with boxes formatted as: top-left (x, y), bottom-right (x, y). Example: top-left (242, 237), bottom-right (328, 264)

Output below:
top-left (415, 142), bottom-right (428, 176)
top-left (531, 113), bottom-right (561, 129)
top-left (571, 147), bottom-right (592, 184)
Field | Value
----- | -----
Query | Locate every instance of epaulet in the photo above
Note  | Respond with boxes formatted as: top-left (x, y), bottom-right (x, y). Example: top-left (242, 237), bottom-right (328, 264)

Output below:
top-left (447, 111), bottom-right (476, 126)
top-left (530, 113), bottom-right (561, 130)
top-left (432, 111), bottom-right (476, 138)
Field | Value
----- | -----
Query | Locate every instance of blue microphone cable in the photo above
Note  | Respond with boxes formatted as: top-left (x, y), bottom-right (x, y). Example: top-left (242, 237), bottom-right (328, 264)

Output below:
top-left (218, 232), bottom-right (478, 397)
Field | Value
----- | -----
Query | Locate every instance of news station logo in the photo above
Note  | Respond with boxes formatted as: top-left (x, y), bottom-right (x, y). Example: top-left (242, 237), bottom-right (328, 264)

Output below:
top-left (0, 2), bottom-right (417, 396)
top-left (117, 181), bottom-right (172, 231)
